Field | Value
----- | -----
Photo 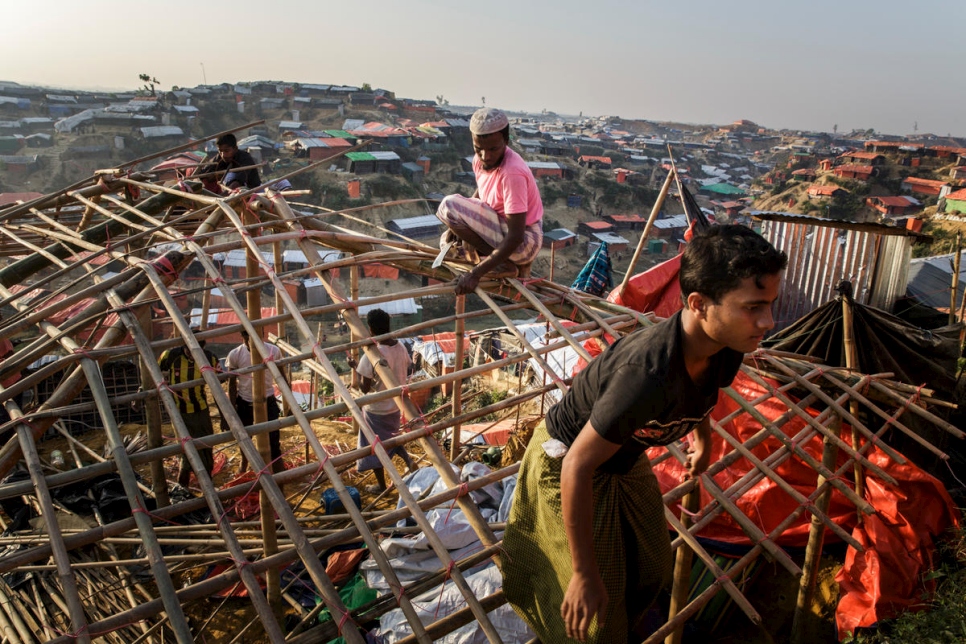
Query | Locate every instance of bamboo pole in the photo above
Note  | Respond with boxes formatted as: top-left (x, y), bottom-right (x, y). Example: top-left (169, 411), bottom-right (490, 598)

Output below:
top-left (841, 289), bottom-right (865, 518)
top-left (270, 196), bottom-right (503, 643)
top-left (666, 485), bottom-right (700, 644)
top-left (350, 262), bottom-right (360, 434)
top-left (140, 305), bottom-right (169, 508)
top-left (737, 367), bottom-right (897, 485)
top-left (791, 417), bottom-right (843, 643)
top-left (13, 420), bottom-right (91, 643)
top-left (450, 295), bottom-right (466, 461)
top-left (812, 374), bottom-right (950, 461)
top-left (509, 279), bottom-right (594, 363)
top-left (105, 276), bottom-right (287, 643)
top-left (618, 170), bottom-right (675, 295)
top-left (663, 504), bottom-right (761, 623)
top-left (72, 332), bottom-right (195, 642)
top-left (708, 417), bottom-right (863, 548)
top-left (474, 287), bottom-right (570, 392)
top-left (244, 204), bottom-right (283, 625)
top-left (865, 378), bottom-right (965, 439)
top-left (952, 234), bottom-right (961, 326)
top-left (0, 580), bottom-right (30, 644)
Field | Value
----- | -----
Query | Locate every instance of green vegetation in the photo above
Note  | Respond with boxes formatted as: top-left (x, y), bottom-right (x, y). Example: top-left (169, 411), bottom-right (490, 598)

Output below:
top-left (540, 180), bottom-right (587, 206)
top-left (365, 174), bottom-right (421, 201)
top-left (472, 389), bottom-right (509, 422)
top-left (846, 524), bottom-right (966, 643)
top-left (138, 73), bottom-right (160, 97)
top-left (914, 222), bottom-right (960, 258)
top-left (827, 190), bottom-right (864, 221)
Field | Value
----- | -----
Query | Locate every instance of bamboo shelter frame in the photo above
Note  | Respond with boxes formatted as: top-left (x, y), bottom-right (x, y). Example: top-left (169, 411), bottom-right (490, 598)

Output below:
top-left (0, 139), bottom-right (958, 643)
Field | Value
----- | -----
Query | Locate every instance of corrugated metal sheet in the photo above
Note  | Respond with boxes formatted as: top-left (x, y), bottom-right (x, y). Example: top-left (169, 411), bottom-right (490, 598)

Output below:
top-left (387, 215), bottom-right (441, 231)
top-left (358, 298), bottom-right (420, 317)
top-left (283, 249), bottom-right (341, 266)
top-left (140, 126), bottom-right (184, 138)
top-left (758, 215), bottom-right (916, 331)
top-left (907, 251), bottom-right (966, 310)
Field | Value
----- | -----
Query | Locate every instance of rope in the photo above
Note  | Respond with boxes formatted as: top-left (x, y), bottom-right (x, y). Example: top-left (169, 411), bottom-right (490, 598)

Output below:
top-left (442, 483), bottom-right (470, 525)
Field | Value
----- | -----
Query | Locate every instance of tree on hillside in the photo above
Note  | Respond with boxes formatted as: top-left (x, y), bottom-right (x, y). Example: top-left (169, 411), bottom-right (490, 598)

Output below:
top-left (138, 74), bottom-right (160, 97)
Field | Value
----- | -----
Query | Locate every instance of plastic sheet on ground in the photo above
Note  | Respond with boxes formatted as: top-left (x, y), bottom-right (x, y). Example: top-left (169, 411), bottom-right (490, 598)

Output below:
top-left (376, 565), bottom-right (534, 644)
top-left (517, 322), bottom-right (582, 404)
top-left (361, 464), bottom-right (526, 642)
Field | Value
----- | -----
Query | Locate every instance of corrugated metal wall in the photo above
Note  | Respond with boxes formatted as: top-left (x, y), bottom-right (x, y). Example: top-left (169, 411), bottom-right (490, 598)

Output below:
top-left (760, 220), bottom-right (913, 332)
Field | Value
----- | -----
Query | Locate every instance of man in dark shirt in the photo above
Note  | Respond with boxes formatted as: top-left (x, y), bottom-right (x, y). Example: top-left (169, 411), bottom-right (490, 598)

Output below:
top-left (159, 339), bottom-right (220, 487)
top-left (503, 225), bottom-right (787, 643)
top-left (197, 133), bottom-right (261, 191)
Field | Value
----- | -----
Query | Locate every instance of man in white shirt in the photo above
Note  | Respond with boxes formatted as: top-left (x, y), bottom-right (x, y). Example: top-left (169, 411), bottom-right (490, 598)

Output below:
top-left (226, 329), bottom-right (285, 473)
top-left (347, 309), bottom-right (414, 493)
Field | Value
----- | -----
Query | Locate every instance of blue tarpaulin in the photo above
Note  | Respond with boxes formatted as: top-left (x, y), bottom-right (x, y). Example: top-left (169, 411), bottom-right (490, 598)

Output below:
top-left (572, 242), bottom-right (613, 296)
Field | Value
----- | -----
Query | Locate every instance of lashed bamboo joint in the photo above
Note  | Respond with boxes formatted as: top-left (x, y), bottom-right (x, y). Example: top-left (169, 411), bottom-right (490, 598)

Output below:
top-left (0, 133), bottom-right (958, 644)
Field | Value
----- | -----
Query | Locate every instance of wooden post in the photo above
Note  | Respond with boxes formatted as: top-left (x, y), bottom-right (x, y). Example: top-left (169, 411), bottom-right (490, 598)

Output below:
top-left (350, 263), bottom-right (360, 434)
top-left (245, 209), bottom-right (282, 621)
top-left (665, 485), bottom-right (701, 644)
top-left (791, 416), bottom-right (841, 643)
top-left (450, 296), bottom-right (466, 461)
top-left (200, 276), bottom-right (212, 332)
top-left (549, 244), bottom-right (556, 283)
top-left (618, 170), bottom-right (674, 296)
top-left (951, 234), bottom-right (961, 326)
top-left (273, 240), bottom-right (289, 420)
top-left (841, 288), bottom-right (864, 512)
top-left (139, 306), bottom-right (169, 507)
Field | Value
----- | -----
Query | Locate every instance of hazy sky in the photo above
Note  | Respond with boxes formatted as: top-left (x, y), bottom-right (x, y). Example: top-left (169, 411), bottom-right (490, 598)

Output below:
top-left (3, 0), bottom-right (963, 136)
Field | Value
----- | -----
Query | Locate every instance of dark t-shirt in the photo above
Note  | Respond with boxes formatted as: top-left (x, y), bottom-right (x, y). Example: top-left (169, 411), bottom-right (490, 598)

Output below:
top-left (199, 149), bottom-right (261, 189)
top-left (546, 310), bottom-right (743, 474)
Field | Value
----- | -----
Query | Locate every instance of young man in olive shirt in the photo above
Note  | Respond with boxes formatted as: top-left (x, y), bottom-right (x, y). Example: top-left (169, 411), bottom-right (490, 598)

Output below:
top-left (503, 225), bottom-right (787, 643)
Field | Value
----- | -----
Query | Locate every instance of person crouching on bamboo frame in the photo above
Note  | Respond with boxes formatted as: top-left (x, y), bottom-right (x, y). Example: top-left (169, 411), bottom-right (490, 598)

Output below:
top-left (502, 225), bottom-right (787, 643)
top-left (434, 107), bottom-right (544, 295)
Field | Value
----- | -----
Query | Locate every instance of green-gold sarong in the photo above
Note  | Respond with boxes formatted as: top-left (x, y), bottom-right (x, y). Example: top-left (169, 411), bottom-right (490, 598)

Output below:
top-left (503, 421), bottom-right (673, 643)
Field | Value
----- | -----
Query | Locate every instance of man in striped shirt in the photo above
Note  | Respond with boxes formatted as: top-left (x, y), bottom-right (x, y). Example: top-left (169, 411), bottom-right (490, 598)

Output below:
top-left (159, 340), bottom-right (219, 487)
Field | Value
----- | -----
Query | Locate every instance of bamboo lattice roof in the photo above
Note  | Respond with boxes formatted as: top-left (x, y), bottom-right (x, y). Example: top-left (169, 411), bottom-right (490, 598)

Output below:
top-left (0, 125), bottom-right (958, 643)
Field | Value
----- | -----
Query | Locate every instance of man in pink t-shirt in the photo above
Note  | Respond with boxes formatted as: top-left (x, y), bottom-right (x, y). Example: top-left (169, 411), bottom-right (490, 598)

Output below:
top-left (435, 107), bottom-right (544, 294)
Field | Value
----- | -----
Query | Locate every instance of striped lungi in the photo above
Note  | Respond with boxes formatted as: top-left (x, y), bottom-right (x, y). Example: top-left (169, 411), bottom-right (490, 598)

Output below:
top-left (502, 421), bottom-right (673, 643)
top-left (435, 194), bottom-right (543, 264)
top-left (356, 409), bottom-right (406, 471)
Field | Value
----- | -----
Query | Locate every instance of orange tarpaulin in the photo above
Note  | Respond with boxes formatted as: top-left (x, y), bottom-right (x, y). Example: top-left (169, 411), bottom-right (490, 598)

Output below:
top-left (647, 372), bottom-right (959, 638)
top-left (363, 263), bottom-right (400, 280)
top-left (606, 252), bottom-right (683, 319)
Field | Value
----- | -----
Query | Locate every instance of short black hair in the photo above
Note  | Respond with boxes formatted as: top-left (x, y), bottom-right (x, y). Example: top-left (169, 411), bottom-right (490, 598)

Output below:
top-left (216, 133), bottom-right (237, 148)
top-left (366, 308), bottom-right (391, 335)
top-left (680, 225), bottom-right (787, 303)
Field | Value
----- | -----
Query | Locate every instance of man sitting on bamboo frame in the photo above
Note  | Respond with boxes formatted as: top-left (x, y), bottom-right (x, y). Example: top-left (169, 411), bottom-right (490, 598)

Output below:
top-left (434, 107), bottom-right (544, 295)
top-left (502, 225), bottom-right (787, 643)
top-left (196, 133), bottom-right (261, 192)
